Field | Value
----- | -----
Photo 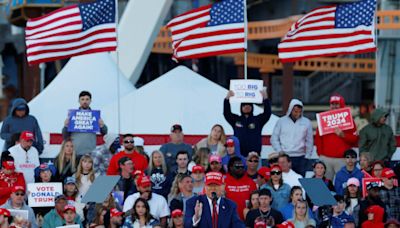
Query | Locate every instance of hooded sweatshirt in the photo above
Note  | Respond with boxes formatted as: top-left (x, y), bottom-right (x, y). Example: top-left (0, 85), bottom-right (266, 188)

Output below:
top-left (359, 108), bottom-right (396, 161)
top-left (223, 98), bottom-right (271, 157)
top-left (270, 99), bottom-right (313, 157)
top-left (1, 198), bottom-right (38, 228)
top-left (0, 98), bottom-right (44, 153)
top-left (222, 136), bottom-right (246, 170)
top-left (361, 205), bottom-right (385, 228)
top-left (315, 95), bottom-right (358, 158)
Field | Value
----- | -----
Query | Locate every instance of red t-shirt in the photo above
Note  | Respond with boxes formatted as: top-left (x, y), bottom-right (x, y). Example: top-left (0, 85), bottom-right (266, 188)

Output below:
top-left (224, 174), bottom-right (257, 221)
top-left (106, 151), bottom-right (148, 175)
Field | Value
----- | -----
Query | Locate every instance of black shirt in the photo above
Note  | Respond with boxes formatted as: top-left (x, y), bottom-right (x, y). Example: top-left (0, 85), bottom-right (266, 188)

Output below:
top-left (245, 207), bottom-right (284, 228)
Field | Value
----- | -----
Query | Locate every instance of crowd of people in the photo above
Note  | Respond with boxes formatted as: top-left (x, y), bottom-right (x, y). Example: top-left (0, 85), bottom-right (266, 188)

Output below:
top-left (0, 90), bottom-right (398, 228)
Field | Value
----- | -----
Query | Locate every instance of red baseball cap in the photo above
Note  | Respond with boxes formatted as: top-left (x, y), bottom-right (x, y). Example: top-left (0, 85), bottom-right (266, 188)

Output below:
top-left (209, 155), bottom-right (222, 163)
top-left (382, 168), bottom-right (396, 179)
top-left (270, 164), bottom-right (282, 172)
top-left (64, 205), bottom-right (76, 213)
top-left (110, 208), bottom-right (124, 217)
top-left (276, 221), bottom-right (295, 228)
top-left (0, 208), bottom-right (10, 217)
top-left (205, 172), bottom-right (223, 185)
top-left (192, 165), bottom-right (205, 173)
top-left (20, 131), bottom-right (34, 141)
top-left (258, 167), bottom-right (271, 180)
top-left (225, 139), bottom-right (235, 147)
top-left (171, 209), bottom-right (183, 218)
top-left (12, 185), bottom-right (25, 193)
top-left (137, 175), bottom-right (151, 188)
top-left (2, 161), bottom-right (15, 170)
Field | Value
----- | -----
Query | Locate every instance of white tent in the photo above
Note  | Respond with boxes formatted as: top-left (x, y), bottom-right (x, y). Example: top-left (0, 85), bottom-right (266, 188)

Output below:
top-left (101, 66), bottom-right (278, 135)
top-left (28, 53), bottom-right (136, 134)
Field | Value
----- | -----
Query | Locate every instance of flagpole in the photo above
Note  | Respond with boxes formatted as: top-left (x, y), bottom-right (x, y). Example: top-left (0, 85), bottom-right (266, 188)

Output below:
top-left (115, 0), bottom-right (121, 135)
top-left (243, 0), bottom-right (248, 80)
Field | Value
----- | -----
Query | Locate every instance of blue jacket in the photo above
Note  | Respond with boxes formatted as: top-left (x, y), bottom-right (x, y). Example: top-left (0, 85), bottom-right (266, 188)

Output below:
top-left (0, 98), bottom-right (44, 153)
top-left (334, 166), bottom-right (364, 196)
top-left (261, 183), bottom-right (291, 210)
top-left (330, 212), bottom-right (354, 228)
top-left (184, 195), bottom-right (244, 228)
top-left (223, 98), bottom-right (271, 156)
top-left (221, 136), bottom-right (246, 170)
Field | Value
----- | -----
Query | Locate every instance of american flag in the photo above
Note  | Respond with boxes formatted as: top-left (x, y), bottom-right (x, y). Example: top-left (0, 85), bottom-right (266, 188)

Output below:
top-left (167, 0), bottom-right (245, 60)
top-left (278, 0), bottom-right (377, 63)
top-left (25, 0), bottom-right (117, 65)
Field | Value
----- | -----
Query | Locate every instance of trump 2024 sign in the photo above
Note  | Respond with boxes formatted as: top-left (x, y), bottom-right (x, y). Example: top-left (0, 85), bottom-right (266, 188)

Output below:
top-left (316, 107), bottom-right (354, 136)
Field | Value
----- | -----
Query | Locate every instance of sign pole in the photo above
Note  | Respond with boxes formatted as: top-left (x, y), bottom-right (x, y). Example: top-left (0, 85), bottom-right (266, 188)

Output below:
top-left (243, 0), bottom-right (248, 80)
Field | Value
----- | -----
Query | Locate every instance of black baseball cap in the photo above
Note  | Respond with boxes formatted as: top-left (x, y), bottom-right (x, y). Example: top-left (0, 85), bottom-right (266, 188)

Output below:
top-left (171, 124), bottom-right (182, 132)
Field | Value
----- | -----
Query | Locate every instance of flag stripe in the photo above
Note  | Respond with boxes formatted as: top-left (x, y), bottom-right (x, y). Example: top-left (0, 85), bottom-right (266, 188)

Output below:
top-left (26, 19), bottom-right (82, 37)
top-left (27, 31), bottom-right (116, 53)
top-left (169, 16), bottom-right (210, 33)
top-left (279, 38), bottom-right (374, 52)
top-left (26, 13), bottom-right (81, 32)
top-left (167, 10), bottom-right (211, 28)
top-left (279, 34), bottom-right (373, 48)
top-left (27, 47), bottom-right (116, 65)
top-left (27, 28), bottom-right (116, 48)
top-left (167, 5), bottom-right (212, 26)
top-left (281, 30), bottom-right (372, 43)
top-left (177, 43), bottom-right (245, 59)
top-left (177, 37), bottom-right (245, 52)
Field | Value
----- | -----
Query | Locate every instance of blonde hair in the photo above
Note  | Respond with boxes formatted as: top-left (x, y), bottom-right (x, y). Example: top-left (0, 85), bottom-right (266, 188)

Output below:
top-left (76, 155), bottom-right (95, 189)
top-left (208, 124), bottom-right (227, 147)
top-left (168, 173), bottom-right (191, 203)
top-left (293, 200), bottom-right (312, 223)
top-left (192, 147), bottom-right (210, 168)
top-left (148, 150), bottom-right (167, 174)
top-left (55, 139), bottom-right (77, 174)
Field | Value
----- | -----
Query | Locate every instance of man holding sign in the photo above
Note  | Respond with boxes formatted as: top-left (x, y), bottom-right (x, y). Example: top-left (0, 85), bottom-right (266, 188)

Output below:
top-left (315, 94), bottom-right (358, 180)
top-left (224, 87), bottom-right (271, 157)
top-left (62, 91), bottom-right (108, 157)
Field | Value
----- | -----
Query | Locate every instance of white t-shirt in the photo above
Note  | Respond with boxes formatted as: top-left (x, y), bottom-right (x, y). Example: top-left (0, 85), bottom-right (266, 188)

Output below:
top-left (9, 144), bottom-right (40, 184)
top-left (123, 192), bottom-right (170, 219)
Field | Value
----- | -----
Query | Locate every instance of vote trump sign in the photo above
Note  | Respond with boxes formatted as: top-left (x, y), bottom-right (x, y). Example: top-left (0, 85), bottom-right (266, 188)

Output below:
top-left (316, 107), bottom-right (354, 136)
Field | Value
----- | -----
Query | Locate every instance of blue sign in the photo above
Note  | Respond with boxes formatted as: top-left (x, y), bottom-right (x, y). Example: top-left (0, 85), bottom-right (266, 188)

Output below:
top-left (67, 109), bottom-right (100, 133)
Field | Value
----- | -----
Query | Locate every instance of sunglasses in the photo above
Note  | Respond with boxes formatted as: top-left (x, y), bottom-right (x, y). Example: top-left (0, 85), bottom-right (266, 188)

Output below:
top-left (345, 156), bottom-right (356, 159)
top-left (233, 165), bottom-right (245, 169)
top-left (248, 160), bottom-right (259, 163)
top-left (271, 170), bottom-right (282, 175)
top-left (123, 140), bottom-right (134, 144)
top-left (15, 192), bottom-right (25, 196)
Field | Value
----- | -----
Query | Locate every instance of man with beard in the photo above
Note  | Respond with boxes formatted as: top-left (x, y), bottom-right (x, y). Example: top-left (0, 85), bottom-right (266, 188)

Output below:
top-left (358, 182), bottom-right (388, 226)
top-left (224, 90), bottom-right (271, 157)
top-left (245, 188), bottom-right (283, 228)
top-left (123, 175), bottom-right (170, 227)
top-left (224, 156), bottom-right (257, 221)
top-left (185, 172), bottom-right (245, 228)
top-left (107, 134), bottom-right (148, 175)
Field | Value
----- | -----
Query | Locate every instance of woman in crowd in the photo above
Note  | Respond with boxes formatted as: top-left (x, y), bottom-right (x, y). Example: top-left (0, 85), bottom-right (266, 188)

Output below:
top-left (123, 198), bottom-right (158, 227)
top-left (243, 190), bottom-right (259, 220)
top-left (169, 209), bottom-right (184, 228)
top-left (311, 161), bottom-right (335, 192)
top-left (75, 155), bottom-right (97, 220)
top-left (147, 150), bottom-right (172, 199)
top-left (359, 152), bottom-right (372, 175)
top-left (196, 124), bottom-right (227, 156)
top-left (54, 139), bottom-right (77, 181)
top-left (287, 200), bottom-right (316, 228)
top-left (188, 147), bottom-right (209, 172)
top-left (205, 154), bottom-right (225, 174)
top-left (372, 161), bottom-right (385, 178)
top-left (280, 186), bottom-right (311, 221)
top-left (88, 204), bottom-right (109, 228)
top-left (261, 165), bottom-right (291, 211)
top-left (344, 177), bottom-right (362, 225)
top-left (86, 194), bottom-right (117, 226)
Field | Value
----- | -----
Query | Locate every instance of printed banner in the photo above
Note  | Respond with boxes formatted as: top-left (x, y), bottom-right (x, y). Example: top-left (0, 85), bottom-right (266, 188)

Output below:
top-left (229, 79), bottom-right (264, 104)
top-left (362, 178), bottom-right (382, 198)
top-left (9, 209), bottom-right (29, 220)
top-left (316, 107), bottom-right (354, 136)
top-left (27, 182), bottom-right (63, 207)
top-left (67, 109), bottom-right (100, 133)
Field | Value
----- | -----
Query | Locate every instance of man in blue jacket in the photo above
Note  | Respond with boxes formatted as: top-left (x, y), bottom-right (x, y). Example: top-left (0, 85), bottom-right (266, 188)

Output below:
top-left (184, 172), bottom-right (244, 228)
top-left (223, 90), bottom-right (271, 157)
top-left (334, 149), bottom-right (364, 195)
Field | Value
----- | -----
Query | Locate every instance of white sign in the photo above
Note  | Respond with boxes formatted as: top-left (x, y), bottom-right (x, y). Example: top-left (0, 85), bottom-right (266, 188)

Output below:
top-left (229, 79), bottom-right (264, 103)
top-left (27, 182), bottom-right (63, 207)
top-left (56, 225), bottom-right (80, 228)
